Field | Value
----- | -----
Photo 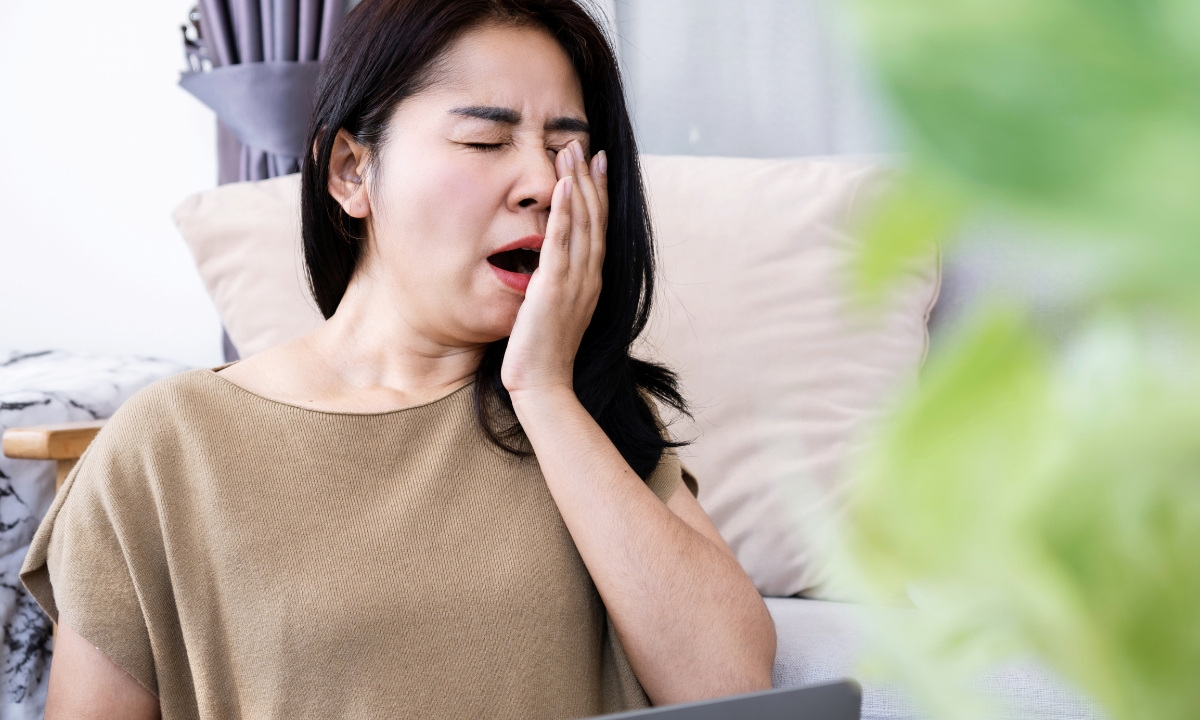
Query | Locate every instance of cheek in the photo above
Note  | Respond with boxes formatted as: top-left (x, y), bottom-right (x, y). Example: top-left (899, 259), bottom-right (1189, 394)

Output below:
top-left (373, 156), bottom-right (500, 278)
top-left (435, 162), bottom-right (494, 209)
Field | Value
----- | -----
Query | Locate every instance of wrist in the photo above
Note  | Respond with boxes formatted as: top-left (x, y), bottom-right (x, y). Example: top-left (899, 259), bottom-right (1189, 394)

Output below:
top-left (507, 384), bottom-right (579, 416)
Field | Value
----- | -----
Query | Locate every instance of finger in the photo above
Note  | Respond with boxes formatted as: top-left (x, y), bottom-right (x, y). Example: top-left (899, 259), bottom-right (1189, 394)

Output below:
top-left (567, 142), bottom-right (592, 270)
top-left (569, 142), bottom-right (605, 269)
top-left (591, 150), bottom-right (609, 230)
top-left (555, 145), bottom-right (571, 181)
top-left (570, 141), bottom-right (603, 233)
top-left (588, 150), bottom-right (609, 271)
top-left (540, 176), bottom-right (573, 280)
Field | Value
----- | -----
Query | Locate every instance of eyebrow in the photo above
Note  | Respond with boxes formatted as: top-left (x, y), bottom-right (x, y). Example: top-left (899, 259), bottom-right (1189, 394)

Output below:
top-left (450, 105), bottom-right (590, 134)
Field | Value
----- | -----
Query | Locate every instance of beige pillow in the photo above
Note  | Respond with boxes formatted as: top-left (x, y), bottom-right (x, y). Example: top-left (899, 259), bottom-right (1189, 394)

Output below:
top-left (173, 156), bottom-right (939, 597)
top-left (173, 174), bottom-right (323, 357)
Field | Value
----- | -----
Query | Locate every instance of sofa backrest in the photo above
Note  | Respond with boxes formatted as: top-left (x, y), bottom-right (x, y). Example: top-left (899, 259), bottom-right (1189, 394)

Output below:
top-left (173, 155), bottom-right (940, 597)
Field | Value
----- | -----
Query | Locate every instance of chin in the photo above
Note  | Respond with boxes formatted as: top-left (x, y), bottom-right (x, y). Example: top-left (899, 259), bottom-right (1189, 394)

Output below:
top-left (458, 276), bottom-right (523, 341)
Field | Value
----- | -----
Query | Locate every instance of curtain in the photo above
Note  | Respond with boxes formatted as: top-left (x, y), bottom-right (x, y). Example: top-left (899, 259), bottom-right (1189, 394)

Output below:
top-left (180, 1), bottom-right (348, 360)
top-left (181, 0), bottom-right (349, 184)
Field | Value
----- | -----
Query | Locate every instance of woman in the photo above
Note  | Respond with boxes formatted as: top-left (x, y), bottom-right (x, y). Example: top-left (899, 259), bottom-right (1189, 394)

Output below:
top-left (21, 1), bottom-right (776, 718)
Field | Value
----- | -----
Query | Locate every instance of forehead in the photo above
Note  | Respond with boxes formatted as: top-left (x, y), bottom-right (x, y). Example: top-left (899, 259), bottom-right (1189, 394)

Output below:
top-left (425, 21), bottom-right (586, 119)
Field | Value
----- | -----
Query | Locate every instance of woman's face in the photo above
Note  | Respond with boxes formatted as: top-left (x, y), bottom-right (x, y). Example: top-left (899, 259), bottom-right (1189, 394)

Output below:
top-left (349, 22), bottom-right (590, 348)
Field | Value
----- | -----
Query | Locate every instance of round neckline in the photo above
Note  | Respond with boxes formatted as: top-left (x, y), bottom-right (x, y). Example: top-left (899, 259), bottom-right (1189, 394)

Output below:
top-left (203, 365), bottom-right (476, 418)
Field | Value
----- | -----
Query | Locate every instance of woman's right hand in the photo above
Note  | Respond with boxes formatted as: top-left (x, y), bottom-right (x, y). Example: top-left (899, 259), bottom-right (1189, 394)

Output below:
top-left (500, 140), bottom-right (608, 401)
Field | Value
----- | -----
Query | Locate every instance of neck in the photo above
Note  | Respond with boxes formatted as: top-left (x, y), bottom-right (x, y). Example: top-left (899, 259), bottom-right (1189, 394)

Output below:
top-left (304, 270), bottom-right (487, 406)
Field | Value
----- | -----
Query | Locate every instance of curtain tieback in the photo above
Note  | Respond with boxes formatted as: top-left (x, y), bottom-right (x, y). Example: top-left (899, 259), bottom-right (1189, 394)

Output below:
top-left (180, 61), bottom-right (322, 159)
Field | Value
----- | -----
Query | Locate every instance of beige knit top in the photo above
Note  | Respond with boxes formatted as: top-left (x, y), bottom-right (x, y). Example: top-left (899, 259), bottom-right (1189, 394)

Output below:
top-left (21, 368), bottom-right (694, 720)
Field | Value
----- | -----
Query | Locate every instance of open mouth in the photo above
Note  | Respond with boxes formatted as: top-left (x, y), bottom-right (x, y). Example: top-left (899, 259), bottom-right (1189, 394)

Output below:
top-left (487, 248), bottom-right (540, 275)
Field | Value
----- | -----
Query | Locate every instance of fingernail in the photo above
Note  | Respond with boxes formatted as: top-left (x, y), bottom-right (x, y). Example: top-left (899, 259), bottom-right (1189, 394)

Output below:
top-left (597, 150), bottom-right (607, 175)
top-left (573, 141), bottom-right (585, 163)
top-left (563, 176), bottom-right (573, 199)
top-left (565, 148), bottom-right (575, 170)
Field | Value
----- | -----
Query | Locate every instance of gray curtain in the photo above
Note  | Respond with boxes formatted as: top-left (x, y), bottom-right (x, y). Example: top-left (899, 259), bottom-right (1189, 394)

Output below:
top-left (180, 1), bottom-right (348, 360)
top-left (181, 0), bottom-right (349, 184)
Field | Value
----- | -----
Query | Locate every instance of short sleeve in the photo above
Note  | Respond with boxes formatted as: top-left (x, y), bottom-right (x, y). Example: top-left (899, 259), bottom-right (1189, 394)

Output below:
top-left (643, 451), bottom-right (699, 503)
top-left (640, 393), bottom-right (700, 503)
top-left (20, 434), bottom-right (159, 696)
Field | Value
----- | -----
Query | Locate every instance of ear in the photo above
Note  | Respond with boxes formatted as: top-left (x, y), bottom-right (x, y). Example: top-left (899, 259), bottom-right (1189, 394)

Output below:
top-left (327, 129), bottom-right (371, 219)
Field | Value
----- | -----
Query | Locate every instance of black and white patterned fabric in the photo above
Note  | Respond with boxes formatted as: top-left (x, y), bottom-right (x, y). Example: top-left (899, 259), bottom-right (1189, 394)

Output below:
top-left (0, 350), bottom-right (187, 719)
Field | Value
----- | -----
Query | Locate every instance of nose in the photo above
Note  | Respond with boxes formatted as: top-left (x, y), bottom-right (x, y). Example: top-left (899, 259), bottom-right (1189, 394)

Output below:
top-left (508, 144), bottom-right (559, 214)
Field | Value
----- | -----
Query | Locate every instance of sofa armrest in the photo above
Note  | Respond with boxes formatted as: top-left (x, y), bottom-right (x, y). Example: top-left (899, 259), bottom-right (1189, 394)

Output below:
top-left (2, 420), bottom-right (106, 488)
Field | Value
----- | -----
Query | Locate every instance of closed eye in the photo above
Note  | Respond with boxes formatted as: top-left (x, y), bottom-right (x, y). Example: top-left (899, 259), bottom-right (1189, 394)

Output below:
top-left (464, 142), bottom-right (506, 152)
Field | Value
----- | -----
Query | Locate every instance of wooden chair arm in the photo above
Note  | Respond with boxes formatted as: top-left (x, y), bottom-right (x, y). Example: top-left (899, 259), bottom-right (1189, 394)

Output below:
top-left (3, 421), bottom-right (106, 460)
top-left (3, 420), bottom-right (106, 488)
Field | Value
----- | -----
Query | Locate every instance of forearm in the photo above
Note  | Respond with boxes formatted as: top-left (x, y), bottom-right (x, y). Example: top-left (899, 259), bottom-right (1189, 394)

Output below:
top-left (510, 388), bottom-right (775, 705)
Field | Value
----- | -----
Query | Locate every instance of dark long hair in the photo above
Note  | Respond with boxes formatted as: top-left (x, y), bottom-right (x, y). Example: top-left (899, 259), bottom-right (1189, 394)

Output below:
top-left (301, 0), bottom-right (687, 479)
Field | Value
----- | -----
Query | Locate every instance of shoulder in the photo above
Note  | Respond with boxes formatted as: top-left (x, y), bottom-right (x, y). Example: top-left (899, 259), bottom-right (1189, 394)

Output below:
top-left (80, 368), bottom-right (240, 478)
top-left (100, 367), bottom-right (233, 438)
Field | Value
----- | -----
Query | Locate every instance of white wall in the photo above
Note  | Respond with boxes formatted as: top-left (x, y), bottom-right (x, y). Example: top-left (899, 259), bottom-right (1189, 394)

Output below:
top-left (0, 0), bottom-right (224, 368)
top-left (615, 0), bottom-right (891, 157)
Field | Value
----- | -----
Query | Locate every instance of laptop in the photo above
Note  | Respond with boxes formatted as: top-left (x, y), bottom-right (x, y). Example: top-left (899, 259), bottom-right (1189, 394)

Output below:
top-left (592, 680), bottom-right (862, 720)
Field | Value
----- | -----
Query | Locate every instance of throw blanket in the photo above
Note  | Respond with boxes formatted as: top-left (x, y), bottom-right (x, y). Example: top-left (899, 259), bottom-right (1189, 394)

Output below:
top-left (0, 351), bottom-right (186, 720)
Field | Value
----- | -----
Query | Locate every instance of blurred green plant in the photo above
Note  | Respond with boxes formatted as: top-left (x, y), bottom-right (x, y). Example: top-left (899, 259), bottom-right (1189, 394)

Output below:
top-left (835, 0), bottom-right (1200, 717)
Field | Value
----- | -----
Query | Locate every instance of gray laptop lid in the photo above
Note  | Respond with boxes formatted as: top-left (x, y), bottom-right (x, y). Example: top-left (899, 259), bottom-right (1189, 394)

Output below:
top-left (592, 680), bottom-right (862, 720)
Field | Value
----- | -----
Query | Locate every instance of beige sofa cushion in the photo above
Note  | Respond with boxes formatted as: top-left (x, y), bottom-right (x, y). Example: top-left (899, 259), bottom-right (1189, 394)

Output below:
top-left (172, 156), bottom-right (939, 597)
top-left (639, 156), bottom-right (938, 597)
